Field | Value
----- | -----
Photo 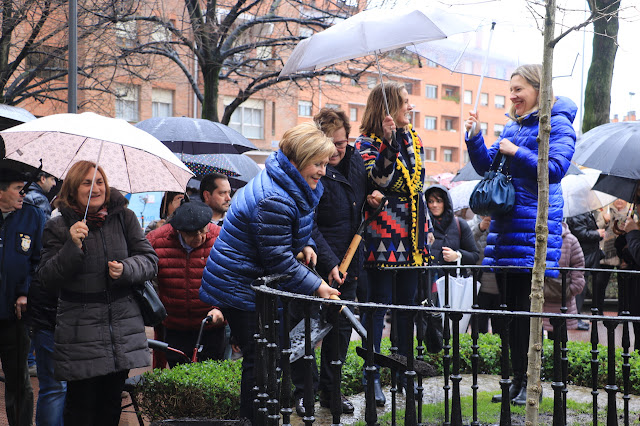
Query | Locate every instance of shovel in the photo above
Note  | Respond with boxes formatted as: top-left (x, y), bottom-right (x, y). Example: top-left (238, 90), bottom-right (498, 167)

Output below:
top-left (289, 197), bottom-right (387, 362)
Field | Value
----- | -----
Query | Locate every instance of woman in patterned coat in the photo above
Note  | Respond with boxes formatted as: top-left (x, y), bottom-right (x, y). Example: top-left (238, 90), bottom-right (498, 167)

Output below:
top-left (355, 82), bottom-right (429, 404)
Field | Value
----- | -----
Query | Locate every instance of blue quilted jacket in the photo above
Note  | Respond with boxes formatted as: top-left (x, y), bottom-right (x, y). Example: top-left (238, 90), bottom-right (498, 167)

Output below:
top-left (200, 151), bottom-right (323, 311)
top-left (465, 96), bottom-right (577, 276)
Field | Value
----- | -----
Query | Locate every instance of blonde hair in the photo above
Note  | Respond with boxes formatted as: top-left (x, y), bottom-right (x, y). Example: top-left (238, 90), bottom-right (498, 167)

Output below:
top-left (314, 108), bottom-right (351, 138)
top-left (360, 82), bottom-right (407, 137)
top-left (507, 64), bottom-right (555, 121)
top-left (55, 161), bottom-right (110, 210)
top-left (279, 122), bottom-right (335, 171)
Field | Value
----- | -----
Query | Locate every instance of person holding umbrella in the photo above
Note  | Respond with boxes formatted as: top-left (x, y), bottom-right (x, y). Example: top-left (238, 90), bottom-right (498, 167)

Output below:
top-left (200, 122), bottom-right (340, 423)
top-left (464, 64), bottom-right (577, 405)
top-left (355, 82), bottom-right (429, 404)
top-left (38, 161), bottom-right (158, 425)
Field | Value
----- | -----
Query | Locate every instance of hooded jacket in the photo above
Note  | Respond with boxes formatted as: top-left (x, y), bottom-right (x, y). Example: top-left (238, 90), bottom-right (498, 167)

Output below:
top-left (38, 190), bottom-right (158, 381)
top-left (465, 96), bottom-right (577, 276)
top-left (200, 151), bottom-right (323, 311)
top-left (24, 182), bottom-right (52, 219)
top-left (424, 184), bottom-right (479, 274)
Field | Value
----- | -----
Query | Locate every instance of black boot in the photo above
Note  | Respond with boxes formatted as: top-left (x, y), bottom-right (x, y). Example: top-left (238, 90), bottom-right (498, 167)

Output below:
top-left (491, 376), bottom-right (522, 403)
top-left (373, 379), bottom-right (386, 407)
top-left (511, 379), bottom-right (527, 406)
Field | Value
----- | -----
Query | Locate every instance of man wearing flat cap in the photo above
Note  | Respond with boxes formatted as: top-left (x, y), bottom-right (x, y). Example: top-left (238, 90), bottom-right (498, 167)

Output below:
top-left (147, 201), bottom-right (226, 365)
top-left (0, 162), bottom-right (46, 425)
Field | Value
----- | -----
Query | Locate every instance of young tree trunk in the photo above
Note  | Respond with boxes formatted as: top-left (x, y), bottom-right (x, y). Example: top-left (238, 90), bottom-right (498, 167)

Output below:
top-left (201, 63), bottom-right (221, 122)
top-left (525, 0), bottom-right (555, 423)
top-left (582, 0), bottom-right (619, 133)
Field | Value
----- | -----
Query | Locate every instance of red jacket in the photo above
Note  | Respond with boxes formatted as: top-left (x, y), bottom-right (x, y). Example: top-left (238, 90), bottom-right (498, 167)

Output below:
top-left (147, 223), bottom-right (221, 330)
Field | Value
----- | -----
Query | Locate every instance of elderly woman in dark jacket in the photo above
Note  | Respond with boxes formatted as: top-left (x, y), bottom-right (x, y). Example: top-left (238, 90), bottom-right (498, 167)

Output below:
top-left (200, 122), bottom-right (340, 422)
top-left (425, 185), bottom-right (479, 274)
top-left (38, 161), bottom-right (158, 425)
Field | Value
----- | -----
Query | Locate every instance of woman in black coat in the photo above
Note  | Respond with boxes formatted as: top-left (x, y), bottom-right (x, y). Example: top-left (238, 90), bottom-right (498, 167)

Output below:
top-left (425, 185), bottom-right (479, 275)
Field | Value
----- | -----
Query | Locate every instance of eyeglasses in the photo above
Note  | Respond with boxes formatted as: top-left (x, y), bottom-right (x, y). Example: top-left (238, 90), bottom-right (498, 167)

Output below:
top-left (333, 140), bottom-right (349, 148)
top-left (183, 227), bottom-right (208, 237)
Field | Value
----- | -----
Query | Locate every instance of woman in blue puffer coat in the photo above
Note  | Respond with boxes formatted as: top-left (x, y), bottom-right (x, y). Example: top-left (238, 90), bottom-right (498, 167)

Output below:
top-left (464, 64), bottom-right (576, 406)
top-left (200, 122), bottom-right (340, 422)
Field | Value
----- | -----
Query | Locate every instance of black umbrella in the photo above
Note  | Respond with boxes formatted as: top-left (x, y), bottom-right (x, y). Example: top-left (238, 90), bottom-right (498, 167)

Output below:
top-left (573, 121), bottom-right (640, 180)
top-left (592, 174), bottom-right (638, 203)
top-left (451, 160), bottom-right (583, 183)
top-left (135, 117), bottom-right (258, 155)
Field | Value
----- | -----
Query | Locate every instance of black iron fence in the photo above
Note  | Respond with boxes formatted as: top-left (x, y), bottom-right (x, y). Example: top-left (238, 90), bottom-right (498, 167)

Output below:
top-left (250, 265), bottom-right (640, 426)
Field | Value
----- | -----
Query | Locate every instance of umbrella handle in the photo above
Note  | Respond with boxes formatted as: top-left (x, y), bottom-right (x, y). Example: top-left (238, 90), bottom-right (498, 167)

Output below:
top-left (466, 22), bottom-right (496, 140)
top-left (83, 141), bottom-right (105, 222)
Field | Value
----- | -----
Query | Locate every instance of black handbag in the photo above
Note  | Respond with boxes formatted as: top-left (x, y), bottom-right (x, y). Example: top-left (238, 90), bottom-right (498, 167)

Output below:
top-left (469, 154), bottom-right (515, 216)
top-left (134, 280), bottom-right (167, 327)
top-left (118, 215), bottom-right (167, 327)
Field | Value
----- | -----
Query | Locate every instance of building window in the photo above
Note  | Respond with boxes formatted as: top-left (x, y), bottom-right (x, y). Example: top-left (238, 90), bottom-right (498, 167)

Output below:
top-left (325, 74), bottom-right (340, 84)
top-left (115, 21), bottom-right (137, 48)
top-left (495, 95), bottom-right (506, 109)
top-left (463, 150), bottom-right (470, 163)
top-left (494, 123), bottom-right (505, 137)
top-left (229, 101), bottom-right (264, 139)
top-left (480, 122), bottom-right (488, 134)
top-left (152, 88), bottom-right (173, 118)
top-left (150, 23), bottom-right (171, 43)
top-left (349, 107), bottom-right (357, 122)
top-left (367, 76), bottom-right (377, 89)
top-left (480, 93), bottom-right (488, 106)
top-left (298, 100), bottom-right (312, 117)
top-left (256, 46), bottom-right (273, 60)
top-left (425, 84), bottom-right (437, 99)
top-left (350, 78), bottom-right (359, 86)
top-left (424, 116), bottom-right (436, 130)
top-left (404, 82), bottom-right (414, 95)
top-left (409, 111), bottom-right (419, 128)
top-left (444, 118), bottom-right (455, 131)
top-left (443, 148), bottom-right (453, 162)
top-left (27, 45), bottom-right (65, 80)
top-left (464, 90), bottom-right (472, 104)
top-left (426, 59), bottom-right (437, 67)
top-left (299, 27), bottom-right (313, 38)
top-left (325, 103), bottom-right (340, 110)
top-left (115, 84), bottom-right (139, 122)
top-left (425, 147), bottom-right (436, 161)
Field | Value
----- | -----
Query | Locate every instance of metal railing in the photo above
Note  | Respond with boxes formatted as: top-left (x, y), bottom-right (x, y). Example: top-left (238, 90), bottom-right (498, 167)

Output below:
top-left (250, 265), bottom-right (640, 426)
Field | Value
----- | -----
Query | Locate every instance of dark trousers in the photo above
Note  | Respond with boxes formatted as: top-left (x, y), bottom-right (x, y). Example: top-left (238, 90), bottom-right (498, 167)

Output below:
top-left (63, 370), bottom-right (129, 426)
top-left (164, 326), bottom-right (226, 367)
top-left (223, 308), bottom-right (257, 423)
top-left (362, 269), bottom-right (418, 380)
top-left (476, 291), bottom-right (503, 335)
top-left (497, 272), bottom-right (532, 379)
top-left (0, 320), bottom-right (33, 426)
top-left (618, 272), bottom-right (640, 351)
top-left (592, 265), bottom-right (616, 315)
top-left (290, 278), bottom-right (357, 399)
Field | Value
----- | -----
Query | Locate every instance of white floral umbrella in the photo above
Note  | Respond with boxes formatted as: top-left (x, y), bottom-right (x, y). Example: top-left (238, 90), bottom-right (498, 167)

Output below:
top-left (0, 112), bottom-right (193, 193)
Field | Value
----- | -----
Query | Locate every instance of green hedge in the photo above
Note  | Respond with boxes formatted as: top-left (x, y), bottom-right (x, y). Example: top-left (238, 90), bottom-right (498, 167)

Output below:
top-left (134, 333), bottom-right (640, 420)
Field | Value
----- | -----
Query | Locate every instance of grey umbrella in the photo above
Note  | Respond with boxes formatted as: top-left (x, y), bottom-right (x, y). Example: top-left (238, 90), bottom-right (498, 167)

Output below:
top-left (573, 121), bottom-right (640, 180)
top-left (0, 104), bottom-right (36, 132)
top-left (135, 117), bottom-right (257, 155)
top-left (182, 153), bottom-right (262, 190)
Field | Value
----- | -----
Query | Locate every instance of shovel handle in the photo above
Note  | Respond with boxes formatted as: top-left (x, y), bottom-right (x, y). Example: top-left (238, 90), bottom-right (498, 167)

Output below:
top-left (338, 235), bottom-right (362, 276)
top-left (329, 295), bottom-right (367, 340)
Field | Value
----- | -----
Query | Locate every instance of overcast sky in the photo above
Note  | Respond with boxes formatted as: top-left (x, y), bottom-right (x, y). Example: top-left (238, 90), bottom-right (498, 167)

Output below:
top-left (367, 0), bottom-right (640, 132)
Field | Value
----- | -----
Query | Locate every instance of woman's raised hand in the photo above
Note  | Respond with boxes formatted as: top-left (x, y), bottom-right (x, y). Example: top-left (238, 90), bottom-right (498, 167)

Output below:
top-left (382, 115), bottom-right (396, 141)
top-left (465, 111), bottom-right (479, 138)
top-left (69, 221), bottom-right (89, 248)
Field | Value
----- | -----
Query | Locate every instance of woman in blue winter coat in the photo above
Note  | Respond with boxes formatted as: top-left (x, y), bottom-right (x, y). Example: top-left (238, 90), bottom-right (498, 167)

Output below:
top-left (464, 64), bottom-right (576, 406)
top-left (200, 122), bottom-right (340, 422)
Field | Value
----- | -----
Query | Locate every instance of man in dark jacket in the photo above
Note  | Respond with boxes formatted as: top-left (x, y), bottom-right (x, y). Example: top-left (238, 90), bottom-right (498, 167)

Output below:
top-left (23, 172), bottom-right (56, 220)
top-left (0, 162), bottom-right (46, 426)
top-left (566, 211), bottom-right (604, 330)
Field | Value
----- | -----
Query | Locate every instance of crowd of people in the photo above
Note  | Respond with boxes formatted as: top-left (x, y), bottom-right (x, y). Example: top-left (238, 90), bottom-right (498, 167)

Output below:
top-left (0, 61), bottom-right (638, 426)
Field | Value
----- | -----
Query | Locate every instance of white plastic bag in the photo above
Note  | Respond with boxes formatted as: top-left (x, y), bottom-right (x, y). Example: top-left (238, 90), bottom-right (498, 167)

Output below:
top-left (436, 260), bottom-right (477, 334)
